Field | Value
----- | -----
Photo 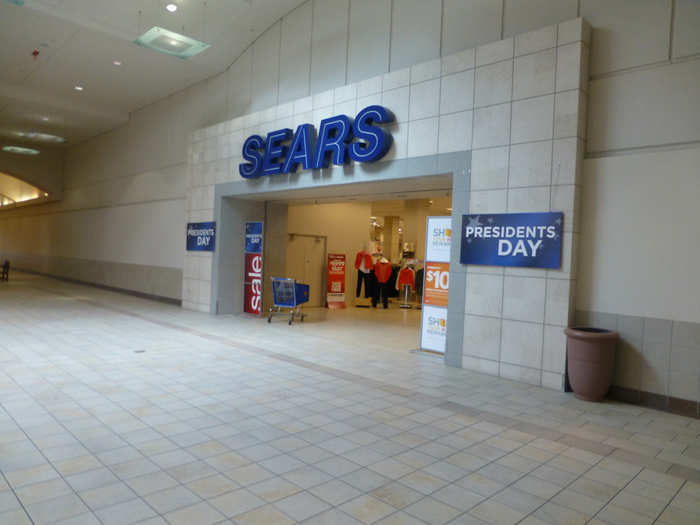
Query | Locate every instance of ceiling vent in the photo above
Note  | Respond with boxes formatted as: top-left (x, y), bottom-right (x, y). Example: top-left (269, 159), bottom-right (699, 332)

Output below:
top-left (134, 26), bottom-right (210, 59)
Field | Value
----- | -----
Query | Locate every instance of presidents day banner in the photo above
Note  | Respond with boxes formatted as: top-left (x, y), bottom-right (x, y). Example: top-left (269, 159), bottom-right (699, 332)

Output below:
top-left (460, 212), bottom-right (563, 269)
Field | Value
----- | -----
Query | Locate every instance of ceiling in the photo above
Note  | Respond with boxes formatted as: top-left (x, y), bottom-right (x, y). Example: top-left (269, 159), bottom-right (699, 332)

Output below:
top-left (0, 0), bottom-right (306, 149)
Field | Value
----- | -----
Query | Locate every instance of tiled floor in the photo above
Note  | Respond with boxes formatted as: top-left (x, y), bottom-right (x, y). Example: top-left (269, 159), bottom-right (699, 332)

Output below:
top-left (1, 273), bottom-right (699, 525)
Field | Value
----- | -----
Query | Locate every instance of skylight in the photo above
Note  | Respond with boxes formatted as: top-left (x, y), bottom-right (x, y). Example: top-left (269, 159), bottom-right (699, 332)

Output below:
top-left (134, 26), bottom-right (210, 59)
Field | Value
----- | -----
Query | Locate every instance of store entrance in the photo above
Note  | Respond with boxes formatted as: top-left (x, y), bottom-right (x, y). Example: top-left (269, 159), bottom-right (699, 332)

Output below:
top-left (262, 190), bottom-right (453, 350)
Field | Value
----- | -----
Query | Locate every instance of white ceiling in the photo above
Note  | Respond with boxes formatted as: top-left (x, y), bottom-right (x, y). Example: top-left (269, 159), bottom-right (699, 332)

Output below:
top-left (0, 0), bottom-right (306, 148)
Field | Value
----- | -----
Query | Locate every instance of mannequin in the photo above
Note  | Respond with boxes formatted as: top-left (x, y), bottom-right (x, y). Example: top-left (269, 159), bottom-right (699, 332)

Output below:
top-left (397, 262), bottom-right (416, 309)
top-left (397, 264), bottom-right (415, 290)
top-left (373, 255), bottom-right (392, 309)
top-left (355, 241), bottom-right (375, 304)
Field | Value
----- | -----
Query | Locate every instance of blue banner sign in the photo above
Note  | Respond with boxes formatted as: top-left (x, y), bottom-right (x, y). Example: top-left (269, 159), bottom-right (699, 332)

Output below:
top-left (245, 222), bottom-right (264, 254)
top-left (239, 105), bottom-right (394, 179)
top-left (186, 222), bottom-right (216, 251)
top-left (460, 212), bottom-right (563, 268)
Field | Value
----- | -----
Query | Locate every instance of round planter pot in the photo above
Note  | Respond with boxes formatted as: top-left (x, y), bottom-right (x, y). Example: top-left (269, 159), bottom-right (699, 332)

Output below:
top-left (565, 327), bottom-right (619, 402)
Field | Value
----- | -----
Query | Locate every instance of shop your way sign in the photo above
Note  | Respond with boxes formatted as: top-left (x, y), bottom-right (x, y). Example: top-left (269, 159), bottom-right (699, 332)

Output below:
top-left (460, 212), bottom-right (563, 268)
top-left (186, 221), bottom-right (216, 251)
top-left (239, 105), bottom-right (394, 179)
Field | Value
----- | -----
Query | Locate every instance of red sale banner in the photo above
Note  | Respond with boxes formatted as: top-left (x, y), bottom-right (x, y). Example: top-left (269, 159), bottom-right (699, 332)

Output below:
top-left (243, 222), bottom-right (263, 316)
top-left (244, 252), bottom-right (263, 315)
top-left (327, 253), bottom-right (346, 309)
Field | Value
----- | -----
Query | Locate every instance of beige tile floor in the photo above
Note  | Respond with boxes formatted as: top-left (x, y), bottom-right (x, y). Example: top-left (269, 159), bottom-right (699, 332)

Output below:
top-left (0, 272), bottom-right (699, 525)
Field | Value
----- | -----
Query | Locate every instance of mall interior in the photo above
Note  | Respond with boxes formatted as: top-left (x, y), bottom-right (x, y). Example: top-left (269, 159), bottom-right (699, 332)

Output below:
top-left (1, 1), bottom-right (700, 524)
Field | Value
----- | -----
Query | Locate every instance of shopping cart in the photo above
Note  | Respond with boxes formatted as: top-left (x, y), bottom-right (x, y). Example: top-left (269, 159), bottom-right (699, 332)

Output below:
top-left (268, 277), bottom-right (310, 325)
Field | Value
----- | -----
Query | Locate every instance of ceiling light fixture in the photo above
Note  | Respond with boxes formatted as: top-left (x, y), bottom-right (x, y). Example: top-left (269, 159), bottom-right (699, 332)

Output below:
top-left (2, 146), bottom-right (40, 155)
top-left (113, 60), bottom-right (122, 66)
top-left (166, 3), bottom-right (177, 12)
top-left (41, 116), bottom-right (49, 121)
top-left (14, 131), bottom-right (67, 144)
top-left (74, 85), bottom-right (84, 91)
top-left (135, 26), bottom-right (210, 59)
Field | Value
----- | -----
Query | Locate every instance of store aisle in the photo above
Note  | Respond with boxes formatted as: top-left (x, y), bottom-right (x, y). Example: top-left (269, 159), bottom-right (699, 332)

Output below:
top-left (0, 273), bottom-right (699, 525)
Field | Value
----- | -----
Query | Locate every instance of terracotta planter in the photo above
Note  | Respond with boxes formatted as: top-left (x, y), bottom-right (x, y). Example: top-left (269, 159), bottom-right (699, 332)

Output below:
top-left (565, 327), bottom-right (619, 402)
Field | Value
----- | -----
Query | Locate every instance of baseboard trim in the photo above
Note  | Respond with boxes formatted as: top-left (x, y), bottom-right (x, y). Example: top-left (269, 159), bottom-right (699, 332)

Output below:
top-left (609, 386), bottom-right (700, 419)
top-left (15, 268), bottom-right (182, 307)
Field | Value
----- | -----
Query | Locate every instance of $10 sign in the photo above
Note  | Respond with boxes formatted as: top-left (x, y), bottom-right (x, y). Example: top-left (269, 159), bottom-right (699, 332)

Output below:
top-left (424, 262), bottom-right (449, 307)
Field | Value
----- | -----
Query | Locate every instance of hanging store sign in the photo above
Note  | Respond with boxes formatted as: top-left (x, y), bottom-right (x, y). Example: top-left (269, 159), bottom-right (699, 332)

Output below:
top-left (239, 105), bottom-right (394, 179)
top-left (420, 216), bottom-right (452, 354)
top-left (460, 212), bottom-right (563, 268)
top-left (186, 222), bottom-right (216, 251)
top-left (244, 222), bottom-right (264, 315)
top-left (327, 253), bottom-right (346, 309)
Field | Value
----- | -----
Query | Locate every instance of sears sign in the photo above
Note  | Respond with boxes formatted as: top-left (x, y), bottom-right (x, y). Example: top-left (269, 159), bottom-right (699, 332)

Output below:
top-left (186, 222), bottom-right (215, 251)
top-left (239, 105), bottom-right (394, 179)
top-left (460, 212), bottom-right (563, 268)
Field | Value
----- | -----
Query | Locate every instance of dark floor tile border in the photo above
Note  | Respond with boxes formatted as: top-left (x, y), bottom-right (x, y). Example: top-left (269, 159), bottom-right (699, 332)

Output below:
top-left (479, 413), bottom-right (521, 429)
top-left (608, 385), bottom-right (641, 405)
top-left (668, 397), bottom-right (700, 418)
top-left (609, 386), bottom-right (700, 420)
top-left (17, 268), bottom-right (181, 306)
top-left (33, 281), bottom-right (700, 483)
top-left (576, 309), bottom-right (700, 420)
top-left (510, 423), bottom-right (563, 442)
top-left (557, 434), bottom-right (616, 457)
top-left (667, 464), bottom-right (700, 483)
top-left (610, 449), bottom-right (673, 474)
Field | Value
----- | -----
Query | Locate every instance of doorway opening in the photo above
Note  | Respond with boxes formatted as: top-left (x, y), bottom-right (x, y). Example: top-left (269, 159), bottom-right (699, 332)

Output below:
top-left (263, 190), bottom-right (453, 353)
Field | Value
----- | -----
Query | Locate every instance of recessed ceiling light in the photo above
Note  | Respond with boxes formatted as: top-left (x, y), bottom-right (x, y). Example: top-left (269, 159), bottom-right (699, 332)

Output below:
top-left (2, 146), bottom-right (40, 155)
top-left (44, 192), bottom-right (49, 197)
top-left (41, 116), bottom-right (49, 121)
top-left (134, 26), bottom-right (210, 59)
top-left (74, 85), bottom-right (84, 91)
top-left (14, 131), bottom-right (67, 144)
top-left (113, 60), bottom-right (122, 66)
top-left (166, 3), bottom-right (177, 12)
